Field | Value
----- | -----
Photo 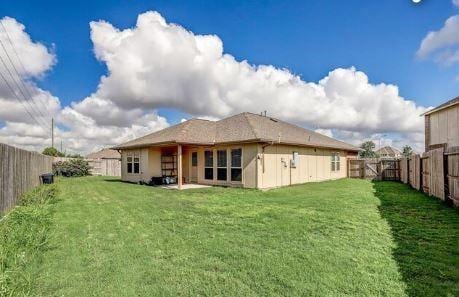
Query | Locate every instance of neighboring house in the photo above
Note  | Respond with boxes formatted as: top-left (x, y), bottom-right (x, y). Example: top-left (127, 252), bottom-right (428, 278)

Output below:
top-left (423, 97), bottom-right (459, 152)
top-left (377, 146), bottom-right (402, 159)
top-left (112, 112), bottom-right (360, 189)
top-left (85, 148), bottom-right (121, 176)
top-left (86, 148), bottom-right (121, 160)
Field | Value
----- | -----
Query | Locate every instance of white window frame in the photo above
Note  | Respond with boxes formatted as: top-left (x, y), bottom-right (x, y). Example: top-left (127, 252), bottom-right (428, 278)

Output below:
top-left (127, 152), bottom-right (140, 174)
top-left (217, 149), bottom-right (228, 181)
top-left (204, 150), bottom-right (214, 180)
top-left (331, 153), bottom-right (340, 172)
top-left (230, 148), bottom-right (243, 182)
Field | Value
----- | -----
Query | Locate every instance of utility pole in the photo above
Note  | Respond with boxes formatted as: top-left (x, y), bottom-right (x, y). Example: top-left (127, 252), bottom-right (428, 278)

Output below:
top-left (51, 117), bottom-right (54, 148)
top-left (60, 139), bottom-right (63, 152)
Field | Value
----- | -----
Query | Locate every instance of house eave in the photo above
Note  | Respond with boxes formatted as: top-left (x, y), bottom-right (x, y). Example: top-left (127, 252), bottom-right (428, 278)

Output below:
top-left (421, 101), bottom-right (459, 116)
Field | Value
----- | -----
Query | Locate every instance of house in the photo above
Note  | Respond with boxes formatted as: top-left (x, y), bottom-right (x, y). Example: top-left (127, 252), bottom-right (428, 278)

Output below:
top-left (423, 97), bottom-right (459, 152)
top-left (86, 148), bottom-right (121, 160)
top-left (376, 146), bottom-right (402, 159)
top-left (112, 112), bottom-right (360, 189)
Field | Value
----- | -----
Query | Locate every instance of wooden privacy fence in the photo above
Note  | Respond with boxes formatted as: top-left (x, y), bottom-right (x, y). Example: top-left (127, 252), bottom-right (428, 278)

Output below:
top-left (348, 159), bottom-right (400, 181)
top-left (446, 147), bottom-right (459, 206)
top-left (0, 143), bottom-right (53, 214)
top-left (53, 157), bottom-right (121, 176)
top-left (87, 159), bottom-right (121, 176)
top-left (399, 147), bottom-right (459, 207)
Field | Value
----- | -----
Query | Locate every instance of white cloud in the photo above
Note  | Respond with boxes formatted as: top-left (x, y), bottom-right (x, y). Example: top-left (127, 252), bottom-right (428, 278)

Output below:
top-left (1, 12), bottom-right (428, 154)
top-left (0, 17), bottom-right (60, 149)
top-left (314, 129), bottom-right (333, 138)
top-left (417, 15), bottom-right (459, 66)
top-left (83, 11), bottom-right (427, 150)
top-left (0, 17), bottom-right (169, 154)
top-left (454, 0), bottom-right (459, 7)
top-left (0, 17), bottom-right (56, 77)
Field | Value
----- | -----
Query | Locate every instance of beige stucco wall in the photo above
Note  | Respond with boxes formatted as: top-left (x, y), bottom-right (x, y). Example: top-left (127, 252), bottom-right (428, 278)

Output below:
top-left (121, 147), bottom-right (161, 183)
top-left (120, 143), bottom-right (349, 189)
top-left (428, 105), bottom-right (459, 148)
top-left (257, 144), bottom-right (348, 189)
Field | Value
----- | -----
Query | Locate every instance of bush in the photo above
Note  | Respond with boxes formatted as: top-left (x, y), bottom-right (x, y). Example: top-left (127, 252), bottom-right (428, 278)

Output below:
top-left (53, 159), bottom-right (91, 177)
top-left (0, 184), bottom-right (57, 296)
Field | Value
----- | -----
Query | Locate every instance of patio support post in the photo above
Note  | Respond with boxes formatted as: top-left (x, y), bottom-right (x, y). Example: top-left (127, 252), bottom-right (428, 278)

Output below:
top-left (177, 144), bottom-right (182, 190)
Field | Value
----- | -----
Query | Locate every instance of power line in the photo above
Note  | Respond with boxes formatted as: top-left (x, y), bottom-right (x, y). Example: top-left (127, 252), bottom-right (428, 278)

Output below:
top-left (0, 35), bottom-right (50, 127)
top-left (0, 70), bottom-right (47, 130)
top-left (0, 53), bottom-right (50, 130)
top-left (0, 20), bottom-right (51, 118)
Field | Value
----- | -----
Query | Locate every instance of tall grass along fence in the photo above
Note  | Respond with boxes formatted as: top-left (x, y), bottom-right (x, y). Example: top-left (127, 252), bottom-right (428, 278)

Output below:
top-left (0, 143), bottom-right (53, 214)
top-left (53, 157), bottom-right (121, 176)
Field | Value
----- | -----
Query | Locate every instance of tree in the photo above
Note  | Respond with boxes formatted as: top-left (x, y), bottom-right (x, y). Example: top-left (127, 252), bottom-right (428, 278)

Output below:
top-left (359, 141), bottom-right (378, 159)
top-left (402, 145), bottom-right (413, 157)
top-left (42, 147), bottom-right (65, 157)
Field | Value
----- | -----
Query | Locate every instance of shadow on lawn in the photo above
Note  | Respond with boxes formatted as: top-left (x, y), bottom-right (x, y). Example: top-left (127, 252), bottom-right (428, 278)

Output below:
top-left (372, 181), bottom-right (459, 297)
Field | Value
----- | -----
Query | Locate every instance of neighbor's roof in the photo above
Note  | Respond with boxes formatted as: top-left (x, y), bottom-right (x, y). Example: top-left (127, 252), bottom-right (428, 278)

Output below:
top-left (86, 148), bottom-right (121, 159)
top-left (422, 96), bottom-right (459, 116)
top-left (376, 146), bottom-right (401, 156)
top-left (112, 112), bottom-right (360, 152)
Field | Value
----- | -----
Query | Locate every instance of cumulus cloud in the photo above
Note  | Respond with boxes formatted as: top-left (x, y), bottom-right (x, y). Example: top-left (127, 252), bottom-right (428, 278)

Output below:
top-left (0, 16), bottom-right (60, 149)
top-left (0, 16), bottom-right (169, 154)
top-left (417, 15), bottom-right (459, 66)
top-left (0, 17), bottom-right (56, 77)
top-left (83, 11), bottom-right (426, 148)
top-left (2, 12), bottom-right (427, 154)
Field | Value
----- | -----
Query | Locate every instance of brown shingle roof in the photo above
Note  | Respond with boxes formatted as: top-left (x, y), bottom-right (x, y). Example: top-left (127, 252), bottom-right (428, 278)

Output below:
top-left (86, 148), bottom-right (121, 159)
top-left (422, 96), bottom-right (459, 116)
top-left (112, 112), bottom-right (360, 152)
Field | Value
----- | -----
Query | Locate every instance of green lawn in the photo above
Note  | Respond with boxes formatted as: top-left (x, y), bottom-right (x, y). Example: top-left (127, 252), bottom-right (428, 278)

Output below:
top-left (13, 177), bottom-right (459, 296)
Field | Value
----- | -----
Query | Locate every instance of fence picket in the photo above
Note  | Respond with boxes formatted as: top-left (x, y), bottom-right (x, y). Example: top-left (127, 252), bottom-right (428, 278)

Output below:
top-left (0, 143), bottom-right (53, 214)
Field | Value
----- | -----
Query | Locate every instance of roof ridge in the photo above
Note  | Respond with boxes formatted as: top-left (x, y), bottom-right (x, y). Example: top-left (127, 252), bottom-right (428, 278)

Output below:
top-left (177, 120), bottom-right (193, 142)
top-left (243, 112), bottom-right (259, 140)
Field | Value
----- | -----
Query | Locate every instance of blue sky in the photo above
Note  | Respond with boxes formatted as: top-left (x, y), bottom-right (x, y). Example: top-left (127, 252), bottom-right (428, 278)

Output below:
top-left (4, 0), bottom-right (458, 109)
top-left (0, 0), bottom-right (458, 153)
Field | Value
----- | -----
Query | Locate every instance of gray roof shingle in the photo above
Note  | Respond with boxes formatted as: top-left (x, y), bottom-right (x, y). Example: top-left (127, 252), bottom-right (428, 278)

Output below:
top-left (113, 112), bottom-right (360, 151)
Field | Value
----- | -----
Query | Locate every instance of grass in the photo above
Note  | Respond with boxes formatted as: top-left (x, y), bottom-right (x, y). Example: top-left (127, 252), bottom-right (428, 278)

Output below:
top-left (2, 177), bottom-right (459, 296)
top-left (0, 184), bottom-right (58, 296)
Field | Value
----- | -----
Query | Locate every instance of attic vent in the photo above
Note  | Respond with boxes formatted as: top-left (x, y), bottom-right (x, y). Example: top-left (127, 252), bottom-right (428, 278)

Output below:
top-left (270, 118), bottom-right (278, 122)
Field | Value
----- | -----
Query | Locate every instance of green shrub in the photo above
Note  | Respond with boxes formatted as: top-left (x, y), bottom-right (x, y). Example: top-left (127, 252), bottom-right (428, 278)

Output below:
top-left (0, 184), bottom-right (57, 296)
top-left (53, 158), bottom-right (91, 177)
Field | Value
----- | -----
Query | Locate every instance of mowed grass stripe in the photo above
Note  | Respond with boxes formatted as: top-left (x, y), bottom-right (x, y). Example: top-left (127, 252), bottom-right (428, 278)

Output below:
top-left (25, 177), bottom-right (458, 296)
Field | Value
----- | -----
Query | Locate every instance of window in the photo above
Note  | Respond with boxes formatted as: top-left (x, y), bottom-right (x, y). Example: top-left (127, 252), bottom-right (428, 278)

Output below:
top-left (127, 153), bottom-right (140, 174)
top-left (217, 150), bottom-right (227, 181)
top-left (134, 154), bottom-right (140, 173)
top-left (127, 155), bottom-right (133, 173)
top-left (331, 153), bottom-right (340, 172)
top-left (231, 148), bottom-right (242, 182)
top-left (191, 152), bottom-right (198, 166)
top-left (204, 150), bottom-right (213, 180)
